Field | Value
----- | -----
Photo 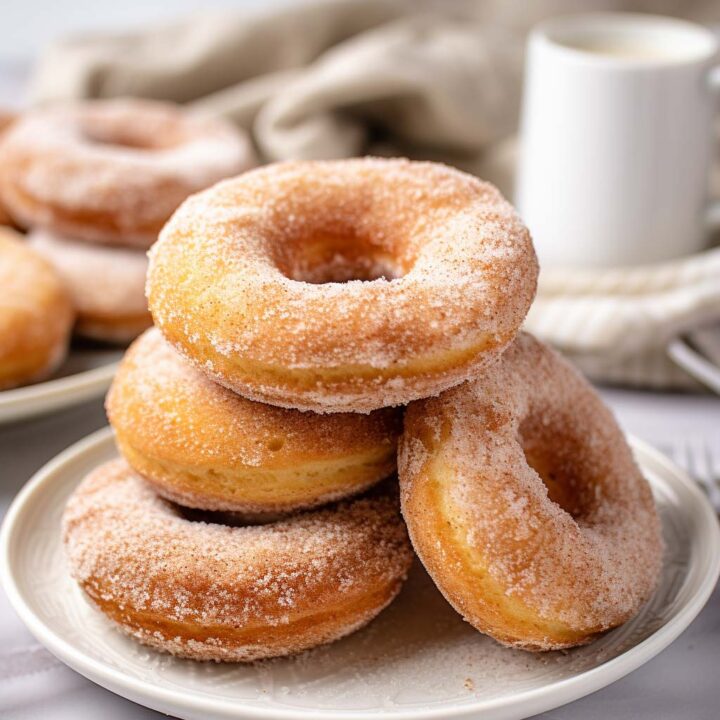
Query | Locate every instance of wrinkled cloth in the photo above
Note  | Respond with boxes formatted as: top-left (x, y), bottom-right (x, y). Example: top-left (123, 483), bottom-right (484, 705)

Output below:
top-left (29, 0), bottom-right (720, 388)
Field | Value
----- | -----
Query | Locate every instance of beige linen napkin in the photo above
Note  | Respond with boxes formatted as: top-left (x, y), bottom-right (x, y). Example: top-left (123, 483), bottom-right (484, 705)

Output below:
top-left (28, 0), bottom-right (720, 389)
top-left (30, 0), bottom-right (528, 171)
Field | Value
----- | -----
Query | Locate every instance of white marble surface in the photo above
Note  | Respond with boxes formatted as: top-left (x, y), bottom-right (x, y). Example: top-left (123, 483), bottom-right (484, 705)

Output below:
top-left (1, 388), bottom-right (719, 720)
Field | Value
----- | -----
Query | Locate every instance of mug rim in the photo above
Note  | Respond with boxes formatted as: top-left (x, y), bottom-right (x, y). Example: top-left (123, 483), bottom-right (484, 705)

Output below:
top-left (532, 12), bottom-right (718, 69)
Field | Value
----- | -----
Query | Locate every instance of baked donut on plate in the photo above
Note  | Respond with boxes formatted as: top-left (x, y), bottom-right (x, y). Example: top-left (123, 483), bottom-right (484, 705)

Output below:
top-left (0, 229), bottom-right (74, 390)
top-left (28, 229), bottom-right (150, 343)
top-left (63, 459), bottom-right (413, 661)
top-left (0, 111), bottom-right (17, 226)
top-left (107, 328), bottom-right (402, 515)
top-left (399, 332), bottom-right (663, 651)
top-left (0, 99), bottom-right (255, 247)
top-left (147, 158), bottom-right (538, 413)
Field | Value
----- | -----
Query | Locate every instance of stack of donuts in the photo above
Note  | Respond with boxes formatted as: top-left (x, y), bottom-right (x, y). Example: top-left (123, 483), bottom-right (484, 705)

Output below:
top-left (0, 99), bottom-right (254, 360)
top-left (63, 158), bottom-right (663, 662)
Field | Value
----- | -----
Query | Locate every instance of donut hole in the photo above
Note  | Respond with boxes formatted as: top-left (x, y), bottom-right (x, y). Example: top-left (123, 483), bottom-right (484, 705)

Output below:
top-left (271, 230), bottom-right (410, 284)
top-left (520, 420), bottom-right (600, 521)
top-left (522, 447), bottom-right (584, 518)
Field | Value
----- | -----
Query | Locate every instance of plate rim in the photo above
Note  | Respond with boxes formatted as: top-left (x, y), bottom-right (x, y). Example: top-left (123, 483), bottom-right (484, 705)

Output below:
top-left (0, 360), bottom-right (119, 421)
top-left (1, 427), bottom-right (719, 720)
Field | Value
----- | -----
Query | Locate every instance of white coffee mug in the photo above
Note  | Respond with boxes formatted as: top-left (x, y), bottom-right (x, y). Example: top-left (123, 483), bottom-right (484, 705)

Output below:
top-left (516, 13), bottom-right (720, 268)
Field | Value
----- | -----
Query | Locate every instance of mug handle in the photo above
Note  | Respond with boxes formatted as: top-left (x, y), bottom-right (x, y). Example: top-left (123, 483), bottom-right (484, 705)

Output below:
top-left (706, 65), bottom-right (720, 228)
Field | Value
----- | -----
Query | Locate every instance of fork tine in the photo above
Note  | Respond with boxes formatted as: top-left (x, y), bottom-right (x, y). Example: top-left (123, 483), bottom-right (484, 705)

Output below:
top-left (682, 440), bottom-right (698, 483)
top-left (678, 438), bottom-right (720, 513)
top-left (708, 442), bottom-right (720, 478)
top-left (703, 443), bottom-right (720, 512)
top-left (675, 439), bottom-right (710, 499)
top-left (651, 439), bottom-right (720, 512)
top-left (655, 441), bottom-right (672, 460)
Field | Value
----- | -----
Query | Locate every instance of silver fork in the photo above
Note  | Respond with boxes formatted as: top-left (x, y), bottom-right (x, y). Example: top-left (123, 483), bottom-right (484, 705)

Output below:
top-left (659, 438), bottom-right (720, 512)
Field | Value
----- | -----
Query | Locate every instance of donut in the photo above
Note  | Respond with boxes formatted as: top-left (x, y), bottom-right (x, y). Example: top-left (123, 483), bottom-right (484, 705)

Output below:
top-left (107, 328), bottom-right (403, 515)
top-left (147, 158), bottom-right (538, 413)
top-left (0, 99), bottom-right (255, 247)
top-left (27, 229), bottom-right (150, 343)
top-left (63, 459), bottom-right (413, 661)
top-left (0, 111), bottom-right (16, 134)
top-left (0, 111), bottom-right (18, 226)
top-left (0, 205), bottom-right (11, 226)
top-left (0, 229), bottom-right (74, 390)
top-left (398, 332), bottom-right (663, 651)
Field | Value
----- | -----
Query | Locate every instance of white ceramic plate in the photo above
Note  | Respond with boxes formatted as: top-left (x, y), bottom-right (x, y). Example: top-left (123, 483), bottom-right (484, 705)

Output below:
top-left (1, 428), bottom-right (719, 720)
top-left (0, 346), bottom-right (122, 424)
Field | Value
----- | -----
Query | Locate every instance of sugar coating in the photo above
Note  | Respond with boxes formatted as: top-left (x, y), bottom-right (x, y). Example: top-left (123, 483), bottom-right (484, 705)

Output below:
top-left (146, 158), bottom-right (538, 413)
top-left (0, 99), bottom-right (255, 246)
top-left (62, 459), bottom-right (413, 661)
top-left (28, 228), bottom-right (149, 317)
top-left (399, 333), bottom-right (664, 649)
top-left (0, 230), bottom-right (74, 388)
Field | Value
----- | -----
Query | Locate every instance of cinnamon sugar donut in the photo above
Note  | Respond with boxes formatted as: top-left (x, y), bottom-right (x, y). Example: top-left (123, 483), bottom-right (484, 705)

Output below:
top-left (0, 229), bottom-right (74, 390)
top-left (0, 99), bottom-right (255, 247)
top-left (27, 229), bottom-right (150, 343)
top-left (107, 328), bottom-right (402, 515)
top-left (63, 459), bottom-right (413, 661)
top-left (0, 111), bottom-right (17, 226)
top-left (147, 158), bottom-right (538, 413)
top-left (399, 333), bottom-right (663, 651)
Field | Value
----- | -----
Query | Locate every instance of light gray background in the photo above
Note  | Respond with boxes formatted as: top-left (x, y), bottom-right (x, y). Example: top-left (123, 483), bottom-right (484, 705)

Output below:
top-left (0, 0), bottom-right (266, 62)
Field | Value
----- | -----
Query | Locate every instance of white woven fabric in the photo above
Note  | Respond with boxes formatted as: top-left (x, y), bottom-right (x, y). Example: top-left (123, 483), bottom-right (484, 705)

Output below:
top-left (524, 247), bottom-right (720, 388)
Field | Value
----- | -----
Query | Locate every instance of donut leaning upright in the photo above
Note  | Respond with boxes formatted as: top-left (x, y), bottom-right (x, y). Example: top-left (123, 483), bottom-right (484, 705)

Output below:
top-left (398, 332), bottom-right (663, 650)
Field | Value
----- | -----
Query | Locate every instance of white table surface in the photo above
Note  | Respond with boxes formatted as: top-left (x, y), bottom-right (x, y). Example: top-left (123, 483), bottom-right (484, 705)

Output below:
top-left (1, 387), bottom-right (719, 720)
